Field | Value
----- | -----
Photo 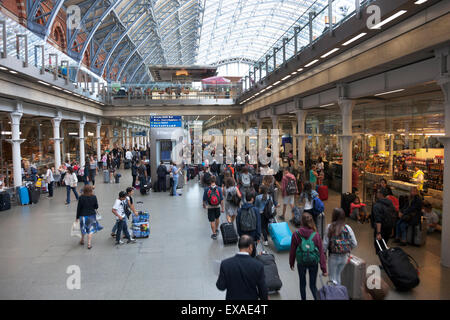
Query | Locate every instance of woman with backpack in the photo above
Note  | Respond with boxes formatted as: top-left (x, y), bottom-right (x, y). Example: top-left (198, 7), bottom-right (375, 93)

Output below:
top-left (323, 208), bottom-right (358, 285)
top-left (289, 213), bottom-right (327, 300)
top-left (254, 185), bottom-right (274, 246)
top-left (300, 182), bottom-right (320, 224)
top-left (223, 177), bottom-right (242, 224)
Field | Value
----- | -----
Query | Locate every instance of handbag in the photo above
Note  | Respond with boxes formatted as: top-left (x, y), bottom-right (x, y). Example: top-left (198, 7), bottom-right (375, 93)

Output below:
top-left (71, 222), bottom-right (81, 238)
top-left (96, 210), bottom-right (102, 221)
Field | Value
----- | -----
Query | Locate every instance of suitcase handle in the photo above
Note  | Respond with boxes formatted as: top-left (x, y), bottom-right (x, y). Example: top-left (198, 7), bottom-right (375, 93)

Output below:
top-left (375, 239), bottom-right (389, 252)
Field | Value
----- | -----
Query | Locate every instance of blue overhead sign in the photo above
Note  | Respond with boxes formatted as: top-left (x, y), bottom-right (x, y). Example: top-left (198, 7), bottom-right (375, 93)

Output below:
top-left (150, 116), bottom-right (182, 128)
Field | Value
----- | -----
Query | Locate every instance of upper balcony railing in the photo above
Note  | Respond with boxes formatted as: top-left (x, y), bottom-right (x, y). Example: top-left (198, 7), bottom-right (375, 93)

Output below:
top-left (105, 83), bottom-right (243, 105)
top-left (242, 0), bottom-right (370, 92)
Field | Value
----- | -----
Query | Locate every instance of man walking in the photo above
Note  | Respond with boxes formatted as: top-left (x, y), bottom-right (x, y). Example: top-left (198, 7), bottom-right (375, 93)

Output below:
top-left (216, 235), bottom-right (268, 300)
top-left (157, 161), bottom-right (168, 192)
top-left (236, 190), bottom-right (261, 257)
top-left (203, 176), bottom-right (224, 240)
top-left (371, 188), bottom-right (395, 254)
top-left (280, 167), bottom-right (298, 222)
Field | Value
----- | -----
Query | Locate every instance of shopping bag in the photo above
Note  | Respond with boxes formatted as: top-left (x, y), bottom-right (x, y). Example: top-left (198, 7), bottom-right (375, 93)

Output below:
top-left (95, 210), bottom-right (102, 221)
top-left (71, 222), bottom-right (81, 238)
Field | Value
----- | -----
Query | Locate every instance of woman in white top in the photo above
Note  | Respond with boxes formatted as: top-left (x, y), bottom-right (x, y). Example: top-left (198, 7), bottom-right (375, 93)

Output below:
top-left (44, 165), bottom-right (54, 198)
top-left (64, 167), bottom-right (79, 205)
top-left (323, 208), bottom-right (358, 285)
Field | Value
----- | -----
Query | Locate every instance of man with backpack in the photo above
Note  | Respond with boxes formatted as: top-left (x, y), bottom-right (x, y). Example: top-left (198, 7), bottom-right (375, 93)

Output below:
top-left (156, 161), bottom-right (168, 192)
top-left (238, 166), bottom-right (253, 205)
top-left (371, 188), bottom-right (395, 254)
top-left (203, 176), bottom-right (224, 240)
top-left (280, 167), bottom-right (298, 222)
top-left (137, 160), bottom-right (148, 191)
top-left (236, 190), bottom-right (261, 257)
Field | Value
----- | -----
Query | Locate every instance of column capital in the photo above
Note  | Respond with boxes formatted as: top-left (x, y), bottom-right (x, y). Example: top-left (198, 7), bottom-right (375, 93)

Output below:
top-left (9, 111), bottom-right (23, 123)
top-left (6, 139), bottom-right (25, 145)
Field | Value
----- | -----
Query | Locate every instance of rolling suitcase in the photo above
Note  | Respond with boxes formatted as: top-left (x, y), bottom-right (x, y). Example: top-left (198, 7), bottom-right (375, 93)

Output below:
top-left (0, 192), bottom-right (11, 211)
top-left (268, 221), bottom-right (292, 252)
top-left (314, 212), bottom-right (326, 240)
top-left (407, 219), bottom-right (428, 247)
top-left (132, 202), bottom-right (150, 238)
top-left (220, 222), bottom-right (238, 245)
top-left (317, 185), bottom-right (328, 201)
top-left (103, 170), bottom-right (110, 183)
top-left (256, 251), bottom-right (282, 293)
top-left (115, 173), bottom-right (121, 184)
top-left (318, 275), bottom-right (349, 300)
top-left (29, 185), bottom-right (40, 204)
top-left (18, 186), bottom-right (30, 205)
top-left (376, 239), bottom-right (420, 291)
top-left (341, 255), bottom-right (366, 300)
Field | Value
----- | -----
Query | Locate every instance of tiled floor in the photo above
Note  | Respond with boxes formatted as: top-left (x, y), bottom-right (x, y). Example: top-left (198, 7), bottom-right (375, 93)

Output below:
top-left (0, 170), bottom-right (449, 300)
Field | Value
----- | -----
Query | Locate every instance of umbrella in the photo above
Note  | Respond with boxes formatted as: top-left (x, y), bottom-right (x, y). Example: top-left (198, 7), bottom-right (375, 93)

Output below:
top-left (201, 76), bottom-right (231, 84)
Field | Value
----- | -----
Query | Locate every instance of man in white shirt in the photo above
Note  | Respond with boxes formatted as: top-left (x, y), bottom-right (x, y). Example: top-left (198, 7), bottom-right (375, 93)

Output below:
top-left (112, 191), bottom-right (136, 245)
top-left (125, 149), bottom-right (133, 161)
top-left (44, 166), bottom-right (54, 198)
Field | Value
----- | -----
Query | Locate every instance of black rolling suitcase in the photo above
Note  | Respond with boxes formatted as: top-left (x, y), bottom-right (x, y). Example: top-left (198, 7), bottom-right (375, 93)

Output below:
top-left (0, 192), bottom-right (11, 211)
top-left (27, 185), bottom-right (40, 204)
top-left (220, 222), bottom-right (238, 245)
top-left (376, 239), bottom-right (420, 291)
top-left (256, 245), bottom-right (282, 293)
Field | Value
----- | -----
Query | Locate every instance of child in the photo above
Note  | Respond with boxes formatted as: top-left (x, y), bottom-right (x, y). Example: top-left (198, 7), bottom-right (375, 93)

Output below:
top-left (350, 196), bottom-right (368, 223)
top-left (422, 201), bottom-right (441, 233)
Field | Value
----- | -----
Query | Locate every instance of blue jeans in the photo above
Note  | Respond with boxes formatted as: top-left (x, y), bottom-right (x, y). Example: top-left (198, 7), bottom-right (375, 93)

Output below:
top-left (328, 254), bottom-right (348, 285)
top-left (115, 218), bottom-right (131, 243)
top-left (112, 216), bottom-right (128, 234)
top-left (297, 263), bottom-right (319, 300)
top-left (66, 186), bottom-right (79, 203)
top-left (172, 176), bottom-right (178, 195)
top-left (396, 220), bottom-right (409, 242)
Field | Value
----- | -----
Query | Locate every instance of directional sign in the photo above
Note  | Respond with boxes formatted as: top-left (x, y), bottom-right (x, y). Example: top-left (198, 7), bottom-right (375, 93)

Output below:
top-left (150, 116), bottom-right (182, 128)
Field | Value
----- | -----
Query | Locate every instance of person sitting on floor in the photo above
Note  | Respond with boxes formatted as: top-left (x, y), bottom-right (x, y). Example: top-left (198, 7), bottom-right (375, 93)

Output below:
top-left (350, 196), bottom-right (368, 224)
top-left (422, 201), bottom-right (441, 233)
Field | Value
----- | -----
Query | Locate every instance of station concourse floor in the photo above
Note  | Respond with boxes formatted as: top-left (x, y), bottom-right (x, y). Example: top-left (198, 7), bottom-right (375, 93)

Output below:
top-left (0, 169), bottom-right (449, 300)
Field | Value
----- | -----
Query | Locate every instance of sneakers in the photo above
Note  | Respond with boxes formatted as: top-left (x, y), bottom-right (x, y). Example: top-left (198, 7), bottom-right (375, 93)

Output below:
top-left (111, 233), bottom-right (116, 238)
top-left (263, 241), bottom-right (269, 246)
top-left (211, 233), bottom-right (217, 240)
top-left (127, 239), bottom-right (137, 244)
top-left (115, 240), bottom-right (125, 245)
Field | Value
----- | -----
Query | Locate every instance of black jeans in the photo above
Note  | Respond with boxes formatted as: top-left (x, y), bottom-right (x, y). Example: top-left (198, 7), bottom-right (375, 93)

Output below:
top-left (260, 214), bottom-right (270, 242)
top-left (132, 175), bottom-right (137, 187)
top-left (297, 263), bottom-right (319, 300)
top-left (48, 181), bottom-right (54, 197)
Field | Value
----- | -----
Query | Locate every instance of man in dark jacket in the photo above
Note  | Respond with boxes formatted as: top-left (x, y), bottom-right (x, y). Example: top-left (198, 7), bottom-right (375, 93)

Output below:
top-left (216, 235), bottom-right (268, 300)
top-left (236, 190), bottom-right (261, 257)
top-left (395, 187), bottom-right (423, 246)
top-left (156, 161), bottom-right (168, 192)
top-left (371, 188), bottom-right (395, 254)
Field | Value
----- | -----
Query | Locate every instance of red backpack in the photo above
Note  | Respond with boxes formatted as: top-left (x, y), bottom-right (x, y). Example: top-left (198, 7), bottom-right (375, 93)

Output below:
top-left (207, 186), bottom-right (220, 206)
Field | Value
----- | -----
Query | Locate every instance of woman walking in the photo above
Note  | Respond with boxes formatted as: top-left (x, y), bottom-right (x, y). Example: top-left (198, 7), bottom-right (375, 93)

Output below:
top-left (254, 184), bottom-right (274, 246)
top-left (76, 185), bottom-right (99, 249)
top-left (170, 161), bottom-right (181, 196)
top-left (64, 167), bottom-right (79, 205)
top-left (289, 213), bottom-right (327, 300)
top-left (299, 182), bottom-right (320, 224)
top-left (323, 208), bottom-right (358, 285)
top-left (223, 177), bottom-right (241, 224)
top-left (88, 156), bottom-right (97, 186)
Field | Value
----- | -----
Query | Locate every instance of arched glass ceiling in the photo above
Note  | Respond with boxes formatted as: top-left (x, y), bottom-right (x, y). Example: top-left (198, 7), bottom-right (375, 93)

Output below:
top-left (196, 0), bottom-right (357, 66)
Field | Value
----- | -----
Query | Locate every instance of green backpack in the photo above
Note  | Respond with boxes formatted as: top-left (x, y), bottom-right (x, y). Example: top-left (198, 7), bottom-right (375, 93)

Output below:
top-left (296, 231), bottom-right (320, 266)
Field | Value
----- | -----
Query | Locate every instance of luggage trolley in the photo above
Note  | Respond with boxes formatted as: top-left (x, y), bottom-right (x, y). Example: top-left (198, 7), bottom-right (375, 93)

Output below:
top-left (131, 201), bottom-right (150, 238)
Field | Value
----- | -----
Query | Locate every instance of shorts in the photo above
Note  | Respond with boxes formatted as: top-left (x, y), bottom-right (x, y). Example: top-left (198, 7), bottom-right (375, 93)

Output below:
top-left (283, 195), bottom-right (295, 205)
top-left (207, 207), bottom-right (221, 222)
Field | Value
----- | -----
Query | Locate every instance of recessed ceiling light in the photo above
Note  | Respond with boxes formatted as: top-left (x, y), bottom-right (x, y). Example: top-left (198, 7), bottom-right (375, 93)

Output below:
top-left (273, 81), bottom-right (281, 86)
top-left (0, 66), bottom-right (8, 71)
top-left (266, 85), bottom-right (273, 89)
top-left (415, 0), bottom-right (428, 4)
top-left (319, 103), bottom-right (335, 108)
top-left (9, 70), bottom-right (18, 74)
top-left (297, 68), bottom-right (304, 72)
top-left (281, 75), bottom-right (291, 81)
top-left (342, 33), bottom-right (367, 46)
top-left (38, 81), bottom-right (50, 86)
top-left (374, 89), bottom-right (405, 96)
top-left (321, 48), bottom-right (339, 58)
top-left (52, 86), bottom-right (62, 90)
top-left (304, 59), bottom-right (319, 68)
top-left (370, 10), bottom-right (407, 30)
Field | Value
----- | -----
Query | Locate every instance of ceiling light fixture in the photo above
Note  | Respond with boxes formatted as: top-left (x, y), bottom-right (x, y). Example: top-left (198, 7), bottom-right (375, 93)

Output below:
top-left (9, 70), bottom-right (18, 74)
top-left (375, 89), bottom-right (405, 96)
top-left (273, 81), bottom-right (281, 86)
top-left (281, 75), bottom-right (291, 81)
top-left (370, 10), bottom-right (407, 30)
top-left (38, 81), bottom-right (50, 86)
top-left (415, 0), bottom-right (428, 4)
top-left (342, 33), bottom-right (367, 46)
top-left (297, 68), bottom-right (304, 72)
top-left (291, 71), bottom-right (298, 75)
top-left (319, 103), bottom-right (335, 108)
top-left (304, 59), bottom-right (319, 68)
top-left (321, 48), bottom-right (339, 58)
top-left (0, 66), bottom-right (8, 71)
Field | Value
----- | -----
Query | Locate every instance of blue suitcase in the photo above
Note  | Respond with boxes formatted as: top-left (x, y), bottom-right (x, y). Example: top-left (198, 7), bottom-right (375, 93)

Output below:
top-left (18, 186), bottom-right (30, 205)
top-left (269, 221), bottom-right (292, 251)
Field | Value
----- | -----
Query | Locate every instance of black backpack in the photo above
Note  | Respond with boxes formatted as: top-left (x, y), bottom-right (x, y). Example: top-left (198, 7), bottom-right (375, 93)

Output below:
top-left (240, 207), bottom-right (257, 232)
top-left (263, 196), bottom-right (274, 220)
top-left (286, 177), bottom-right (297, 195)
top-left (226, 187), bottom-right (241, 206)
